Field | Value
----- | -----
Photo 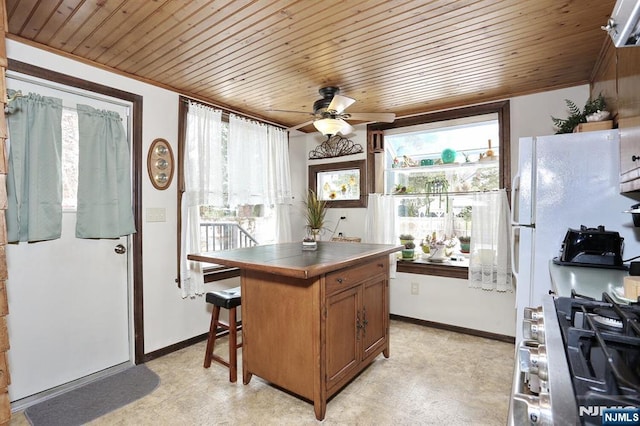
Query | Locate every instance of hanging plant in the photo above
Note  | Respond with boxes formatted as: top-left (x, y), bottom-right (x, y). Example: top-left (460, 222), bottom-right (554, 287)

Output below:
top-left (551, 94), bottom-right (607, 134)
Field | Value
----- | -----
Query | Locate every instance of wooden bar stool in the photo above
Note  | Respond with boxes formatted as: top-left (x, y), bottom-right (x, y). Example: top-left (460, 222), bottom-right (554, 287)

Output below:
top-left (203, 286), bottom-right (242, 382)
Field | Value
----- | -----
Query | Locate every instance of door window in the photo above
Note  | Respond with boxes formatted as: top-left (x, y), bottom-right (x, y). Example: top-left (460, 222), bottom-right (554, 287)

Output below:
top-left (8, 73), bottom-right (132, 213)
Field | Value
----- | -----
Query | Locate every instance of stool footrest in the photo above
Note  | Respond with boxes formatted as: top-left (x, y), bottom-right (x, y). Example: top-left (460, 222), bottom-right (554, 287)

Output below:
top-left (210, 355), bottom-right (230, 368)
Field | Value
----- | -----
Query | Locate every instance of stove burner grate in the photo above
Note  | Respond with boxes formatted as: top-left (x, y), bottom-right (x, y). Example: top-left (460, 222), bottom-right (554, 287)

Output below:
top-left (556, 292), bottom-right (640, 425)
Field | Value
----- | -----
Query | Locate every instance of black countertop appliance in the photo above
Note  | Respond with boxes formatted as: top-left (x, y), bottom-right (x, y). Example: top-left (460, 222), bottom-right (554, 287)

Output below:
top-left (554, 225), bottom-right (624, 269)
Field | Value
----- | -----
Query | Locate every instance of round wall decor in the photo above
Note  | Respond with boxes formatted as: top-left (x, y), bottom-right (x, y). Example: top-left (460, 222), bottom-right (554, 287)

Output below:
top-left (147, 138), bottom-right (174, 190)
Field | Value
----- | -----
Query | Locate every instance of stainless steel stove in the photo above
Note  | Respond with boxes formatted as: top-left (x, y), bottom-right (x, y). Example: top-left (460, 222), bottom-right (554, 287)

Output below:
top-left (509, 292), bottom-right (640, 425)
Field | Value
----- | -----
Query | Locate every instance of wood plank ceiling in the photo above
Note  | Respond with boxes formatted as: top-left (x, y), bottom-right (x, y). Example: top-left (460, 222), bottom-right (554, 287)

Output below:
top-left (6, 0), bottom-right (616, 132)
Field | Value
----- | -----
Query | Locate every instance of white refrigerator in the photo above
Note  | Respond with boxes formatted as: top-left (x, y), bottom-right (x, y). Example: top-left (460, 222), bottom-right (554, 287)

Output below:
top-left (511, 129), bottom-right (640, 343)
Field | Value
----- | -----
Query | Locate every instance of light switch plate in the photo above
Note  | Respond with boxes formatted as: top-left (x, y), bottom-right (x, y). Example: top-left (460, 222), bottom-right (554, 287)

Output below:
top-left (146, 207), bottom-right (166, 222)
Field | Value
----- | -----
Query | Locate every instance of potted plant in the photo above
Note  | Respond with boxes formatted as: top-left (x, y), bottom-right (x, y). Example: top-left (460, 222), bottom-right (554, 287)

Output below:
top-left (551, 93), bottom-right (607, 134)
top-left (457, 206), bottom-right (472, 253)
top-left (401, 241), bottom-right (416, 259)
top-left (423, 232), bottom-right (458, 261)
top-left (304, 189), bottom-right (327, 242)
top-left (458, 235), bottom-right (471, 253)
top-left (399, 234), bottom-right (414, 246)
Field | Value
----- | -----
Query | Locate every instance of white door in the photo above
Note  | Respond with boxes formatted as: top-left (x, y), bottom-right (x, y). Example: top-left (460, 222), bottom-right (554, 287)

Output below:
top-left (5, 74), bottom-right (133, 403)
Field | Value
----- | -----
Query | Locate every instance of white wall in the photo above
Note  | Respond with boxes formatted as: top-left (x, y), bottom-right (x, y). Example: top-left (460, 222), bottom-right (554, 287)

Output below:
top-left (294, 86), bottom-right (591, 337)
top-left (510, 85), bottom-right (590, 180)
top-left (6, 40), bottom-right (238, 355)
top-left (289, 131), bottom-right (369, 241)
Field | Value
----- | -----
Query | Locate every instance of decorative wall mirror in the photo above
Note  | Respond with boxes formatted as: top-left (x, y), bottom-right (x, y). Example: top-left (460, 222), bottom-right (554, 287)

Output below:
top-left (147, 138), bottom-right (174, 190)
top-left (308, 160), bottom-right (366, 208)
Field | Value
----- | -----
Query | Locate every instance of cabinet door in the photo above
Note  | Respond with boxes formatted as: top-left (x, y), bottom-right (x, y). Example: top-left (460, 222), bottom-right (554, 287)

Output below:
top-left (326, 285), bottom-right (360, 389)
top-left (618, 46), bottom-right (640, 192)
top-left (361, 277), bottom-right (388, 360)
top-left (620, 120), bottom-right (640, 190)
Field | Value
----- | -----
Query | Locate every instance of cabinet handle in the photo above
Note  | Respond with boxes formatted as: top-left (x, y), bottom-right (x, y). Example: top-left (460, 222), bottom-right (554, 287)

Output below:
top-left (377, 263), bottom-right (384, 268)
top-left (356, 311), bottom-right (363, 340)
top-left (633, 155), bottom-right (640, 162)
top-left (336, 278), bottom-right (343, 283)
top-left (362, 306), bottom-right (368, 336)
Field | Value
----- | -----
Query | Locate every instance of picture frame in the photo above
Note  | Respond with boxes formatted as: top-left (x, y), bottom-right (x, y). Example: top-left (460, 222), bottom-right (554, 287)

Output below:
top-left (308, 160), bottom-right (367, 208)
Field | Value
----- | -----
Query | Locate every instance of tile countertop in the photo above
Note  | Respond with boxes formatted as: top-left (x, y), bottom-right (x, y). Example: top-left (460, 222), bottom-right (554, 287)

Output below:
top-left (549, 260), bottom-right (635, 304)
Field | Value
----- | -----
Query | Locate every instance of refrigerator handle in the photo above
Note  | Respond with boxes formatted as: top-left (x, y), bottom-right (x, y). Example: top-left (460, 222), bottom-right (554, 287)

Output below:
top-left (510, 172), bottom-right (521, 282)
top-left (510, 173), bottom-right (520, 226)
top-left (511, 225), bottom-right (519, 283)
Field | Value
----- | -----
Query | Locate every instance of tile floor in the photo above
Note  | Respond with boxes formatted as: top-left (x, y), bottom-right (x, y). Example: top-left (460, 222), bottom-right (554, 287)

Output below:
top-left (11, 320), bottom-right (515, 425)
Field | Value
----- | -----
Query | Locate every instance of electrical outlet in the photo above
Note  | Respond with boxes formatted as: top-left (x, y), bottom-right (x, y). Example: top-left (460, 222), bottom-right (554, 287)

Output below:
top-left (411, 282), bottom-right (419, 295)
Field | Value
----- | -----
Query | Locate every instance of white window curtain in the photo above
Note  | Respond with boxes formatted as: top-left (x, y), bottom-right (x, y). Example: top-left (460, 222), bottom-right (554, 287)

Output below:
top-left (180, 102), bottom-right (223, 298)
top-left (228, 114), bottom-right (292, 242)
top-left (76, 104), bottom-right (136, 238)
top-left (6, 90), bottom-right (63, 242)
top-left (266, 125), bottom-right (293, 242)
top-left (468, 189), bottom-right (513, 291)
top-left (228, 114), bottom-right (268, 206)
top-left (364, 194), bottom-right (397, 278)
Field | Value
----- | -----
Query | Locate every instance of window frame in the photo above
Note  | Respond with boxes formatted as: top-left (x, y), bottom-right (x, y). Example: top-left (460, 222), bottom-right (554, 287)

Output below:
top-left (308, 160), bottom-right (367, 208)
top-left (367, 101), bottom-right (511, 278)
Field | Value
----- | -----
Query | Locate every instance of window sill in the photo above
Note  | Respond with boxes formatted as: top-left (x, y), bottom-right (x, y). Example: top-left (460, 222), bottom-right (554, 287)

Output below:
top-left (396, 258), bottom-right (468, 279)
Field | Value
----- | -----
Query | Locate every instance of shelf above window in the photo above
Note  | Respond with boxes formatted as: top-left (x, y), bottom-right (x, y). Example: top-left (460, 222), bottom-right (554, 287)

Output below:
top-left (385, 158), bottom-right (498, 174)
top-left (390, 190), bottom-right (495, 197)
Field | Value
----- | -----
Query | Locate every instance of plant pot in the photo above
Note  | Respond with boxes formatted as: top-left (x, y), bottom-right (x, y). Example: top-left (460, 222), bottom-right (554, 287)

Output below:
top-left (428, 244), bottom-right (449, 261)
top-left (401, 249), bottom-right (414, 259)
top-left (460, 242), bottom-right (470, 253)
top-left (302, 239), bottom-right (317, 251)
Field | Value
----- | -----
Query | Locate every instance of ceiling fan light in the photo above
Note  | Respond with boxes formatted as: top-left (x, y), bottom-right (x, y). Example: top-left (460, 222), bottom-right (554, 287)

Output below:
top-left (313, 118), bottom-right (347, 136)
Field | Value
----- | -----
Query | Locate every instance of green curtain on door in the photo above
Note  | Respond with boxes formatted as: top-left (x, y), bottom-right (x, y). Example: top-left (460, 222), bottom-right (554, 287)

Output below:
top-left (5, 90), bottom-right (63, 243)
top-left (76, 104), bottom-right (136, 238)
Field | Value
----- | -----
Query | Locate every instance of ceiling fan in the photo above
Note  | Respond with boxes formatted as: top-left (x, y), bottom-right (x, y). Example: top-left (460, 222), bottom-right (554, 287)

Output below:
top-left (275, 87), bottom-right (396, 136)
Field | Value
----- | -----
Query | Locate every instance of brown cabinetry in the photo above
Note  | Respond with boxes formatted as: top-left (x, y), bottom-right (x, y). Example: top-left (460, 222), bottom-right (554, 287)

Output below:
top-left (620, 118), bottom-right (640, 192)
top-left (591, 38), bottom-right (640, 193)
top-left (618, 47), bottom-right (640, 192)
top-left (325, 261), bottom-right (389, 395)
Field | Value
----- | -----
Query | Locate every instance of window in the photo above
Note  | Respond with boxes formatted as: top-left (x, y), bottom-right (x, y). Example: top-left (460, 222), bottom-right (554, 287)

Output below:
top-left (368, 101), bottom-right (510, 278)
top-left (178, 98), bottom-right (291, 287)
top-left (8, 74), bottom-right (132, 213)
top-left (193, 121), bottom-right (276, 253)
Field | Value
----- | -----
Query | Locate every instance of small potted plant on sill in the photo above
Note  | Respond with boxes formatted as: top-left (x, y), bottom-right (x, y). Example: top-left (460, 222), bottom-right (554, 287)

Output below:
top-left (423, 232), bottom-right (458, 262)
top-left (458, 235), bottom-right (471, 253)
top-left (401, 241), bottom-right (416, 259)
top-left (457, 206), bottom-right (472, 253)
top-left (399, 233), bottom-right (415, 246)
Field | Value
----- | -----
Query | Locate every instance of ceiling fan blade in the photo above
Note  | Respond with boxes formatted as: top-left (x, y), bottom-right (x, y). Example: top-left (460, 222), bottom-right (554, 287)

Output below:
top-left (327, 94), bottom-right (356, 114)
top-left (286, 120), bottom-right (315, 132)
top-left (346, 112), bottom-right (396, 123)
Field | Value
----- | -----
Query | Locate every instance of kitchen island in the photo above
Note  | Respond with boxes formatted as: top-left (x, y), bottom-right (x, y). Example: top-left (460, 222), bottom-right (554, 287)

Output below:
top-left (188, 241), bottom-right (402, 420)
